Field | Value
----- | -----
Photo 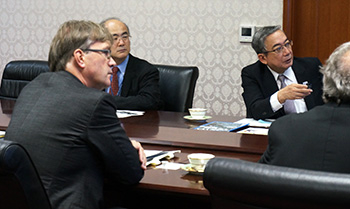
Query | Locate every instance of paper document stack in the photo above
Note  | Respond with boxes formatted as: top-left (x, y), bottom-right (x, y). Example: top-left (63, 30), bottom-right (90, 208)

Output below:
top-left (145, 150), bottom-right (181, 166)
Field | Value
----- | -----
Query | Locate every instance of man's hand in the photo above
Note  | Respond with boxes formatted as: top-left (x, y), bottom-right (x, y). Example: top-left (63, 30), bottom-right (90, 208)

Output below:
top-left (277, 83), bottom-right (312, 104)
top-left (131, 140), bottom-right (147, 170)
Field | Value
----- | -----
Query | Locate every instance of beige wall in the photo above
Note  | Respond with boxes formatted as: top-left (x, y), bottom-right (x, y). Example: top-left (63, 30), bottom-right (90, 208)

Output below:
top-left (0, 0), bottom-right (283, 117)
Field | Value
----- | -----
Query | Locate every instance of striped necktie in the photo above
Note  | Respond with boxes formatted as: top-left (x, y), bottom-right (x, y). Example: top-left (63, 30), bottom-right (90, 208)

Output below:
top-left (278, 74), bottom-right (296, 114)
top-left (110, 66), bottom-right (119, 96)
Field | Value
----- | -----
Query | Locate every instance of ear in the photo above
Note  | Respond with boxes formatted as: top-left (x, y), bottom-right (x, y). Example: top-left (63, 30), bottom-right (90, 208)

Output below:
top-left (258, 53), bottom-right (268, 65)
top-left (73, 49), bottom-right (85, 68)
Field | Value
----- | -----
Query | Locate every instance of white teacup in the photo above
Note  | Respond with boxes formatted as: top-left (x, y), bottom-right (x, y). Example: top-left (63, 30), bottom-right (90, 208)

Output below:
top-left (188, 108), bottom-right (207, 119)
top-left (188, 153), bottom-right (215, 171)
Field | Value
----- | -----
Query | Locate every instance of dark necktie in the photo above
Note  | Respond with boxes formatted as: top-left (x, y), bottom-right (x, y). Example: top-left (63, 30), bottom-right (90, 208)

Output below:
top-left (110, 66), bottom-right (119, 96)
top-left (278, 74), bottom-right (296, 114)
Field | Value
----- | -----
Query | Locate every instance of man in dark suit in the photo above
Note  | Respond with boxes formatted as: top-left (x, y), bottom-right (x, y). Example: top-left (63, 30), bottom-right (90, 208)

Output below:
top-left (101, 17), bottom-right (162, 110)
top-left (5, 20), bottom-right (146, 209)
top-left (241, 26), bottom-right (324, 120)
top-left (260, 41), bottom-right (350, 174)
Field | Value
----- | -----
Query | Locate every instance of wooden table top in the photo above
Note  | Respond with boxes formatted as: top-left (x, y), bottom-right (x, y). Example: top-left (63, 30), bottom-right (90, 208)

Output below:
top-left (0, 99), bottom-right (268, 205)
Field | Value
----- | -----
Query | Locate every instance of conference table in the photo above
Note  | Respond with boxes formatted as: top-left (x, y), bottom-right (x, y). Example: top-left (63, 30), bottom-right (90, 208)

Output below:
top-left (0, 99), bottom-right (268, 209)
top-left (108, 111), bottom-right (268, 208)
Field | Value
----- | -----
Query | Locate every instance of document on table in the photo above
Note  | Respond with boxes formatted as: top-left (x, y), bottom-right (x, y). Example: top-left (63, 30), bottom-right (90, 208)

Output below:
top-left (237, 127), bottom-right (269, 135)
top-left (116, 110), bottom-right (145, 118)
top-left (145, 150), bottom-right (181, 166)
top-left (0, 131), bottom-right (5, 139)
top-left (234, 118), bottom-right (274, 128)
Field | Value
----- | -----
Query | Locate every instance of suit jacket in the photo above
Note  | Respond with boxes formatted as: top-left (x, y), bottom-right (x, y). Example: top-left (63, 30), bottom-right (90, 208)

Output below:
top-left (241, 57), bottom-right (324, 120)
top-left (5, 71), bottom-right (144, 209)
top-left (259, 102), bottom-right (350, 174)
top-left (113, 54), bottom-right (162, 110)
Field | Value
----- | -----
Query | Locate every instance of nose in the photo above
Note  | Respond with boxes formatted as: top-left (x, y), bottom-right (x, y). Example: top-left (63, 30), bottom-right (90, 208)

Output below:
top-left (116, 38), bottom-right (125, 46)
top-left (282, 45), bottom-right (292, 55)
top-left (109, 57), bottom-right (116, 66)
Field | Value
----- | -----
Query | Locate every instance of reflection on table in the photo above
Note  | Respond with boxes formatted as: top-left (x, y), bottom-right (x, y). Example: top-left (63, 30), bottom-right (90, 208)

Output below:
top-left (0, 99), bottom-right (268, 209)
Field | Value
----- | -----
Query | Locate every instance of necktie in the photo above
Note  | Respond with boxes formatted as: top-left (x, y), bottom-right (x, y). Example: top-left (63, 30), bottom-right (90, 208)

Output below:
top-left (110, 66), bottom-right (119, 96)
top-left (278, 74), bottom-right (296, 114)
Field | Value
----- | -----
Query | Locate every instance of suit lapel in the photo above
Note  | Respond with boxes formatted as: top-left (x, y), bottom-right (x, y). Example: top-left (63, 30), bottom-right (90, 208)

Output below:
top-left (260, 64), bottom-right (279, 97)
top-left (121, 54), bottom-right (136, 96)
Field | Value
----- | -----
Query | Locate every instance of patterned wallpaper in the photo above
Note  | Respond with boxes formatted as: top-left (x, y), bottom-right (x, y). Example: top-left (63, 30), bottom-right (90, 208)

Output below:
top-left (0, 0), bottom-right (282, 117)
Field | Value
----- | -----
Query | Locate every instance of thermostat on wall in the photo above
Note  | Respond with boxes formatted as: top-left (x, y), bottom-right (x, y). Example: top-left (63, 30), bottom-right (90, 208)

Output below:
top-left (239, 26), bottom-right (255, 43)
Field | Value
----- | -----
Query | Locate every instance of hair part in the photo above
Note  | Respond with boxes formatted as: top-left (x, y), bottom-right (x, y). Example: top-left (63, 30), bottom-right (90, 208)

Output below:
top-left (251, 25), bottom-right (281, 54)
top-left (48, 20), bottom-right (113, 72)
top-left (321, 42), bottom-right (350, 103)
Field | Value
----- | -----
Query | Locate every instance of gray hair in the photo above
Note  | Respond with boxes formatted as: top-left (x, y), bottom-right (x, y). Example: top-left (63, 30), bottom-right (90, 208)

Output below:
top-left (100, 17), bottom-right (131, 36)
top-left (251, 25), bottom-right (281, 54)
top-left (321, 42), bottom-right (350, 103)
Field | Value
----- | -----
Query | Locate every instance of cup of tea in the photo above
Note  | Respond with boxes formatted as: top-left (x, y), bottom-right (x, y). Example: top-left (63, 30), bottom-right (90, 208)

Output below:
top-left (188, 108), bottom-right (207, 119)
top-left (188, 153), bottom-right (215, 171)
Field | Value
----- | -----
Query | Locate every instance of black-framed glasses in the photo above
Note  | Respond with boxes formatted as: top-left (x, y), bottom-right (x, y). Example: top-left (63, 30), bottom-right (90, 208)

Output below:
top-left (263, 40), bottom-right (293, 54)
top-left (81, 49), bottom-right (111, 59)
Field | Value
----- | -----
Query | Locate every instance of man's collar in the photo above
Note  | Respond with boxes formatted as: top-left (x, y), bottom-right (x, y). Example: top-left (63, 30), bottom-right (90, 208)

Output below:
top-left (114, 54), bottom-right (129, 73)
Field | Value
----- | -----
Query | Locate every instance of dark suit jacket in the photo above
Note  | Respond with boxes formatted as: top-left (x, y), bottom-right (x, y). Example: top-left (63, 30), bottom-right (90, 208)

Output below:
top-left (113, 54), bottom-right (162, 110)
top-left (241, 57), bottom-right (324, 120)
top-left (259, 102), bottom-right (350, 174)
top-left (5, 71), bottom-right (144, 209)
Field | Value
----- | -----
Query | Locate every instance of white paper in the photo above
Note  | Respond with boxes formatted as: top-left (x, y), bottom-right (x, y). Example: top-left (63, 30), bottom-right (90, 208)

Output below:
top-left (235, 118), bottom-right (274, 128)
top-left (145, 150), bottom-right (181, 166)
top-left (237, 127), bottom-right (269, 135)
top-left (116, 110), bottom-right (145, 118)
top-left (155, 161), bottom-right (183, 170)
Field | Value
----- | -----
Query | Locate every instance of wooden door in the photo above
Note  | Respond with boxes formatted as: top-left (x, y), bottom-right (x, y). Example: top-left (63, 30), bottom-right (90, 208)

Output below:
top-left (283, 0), bottom-right (350, 64)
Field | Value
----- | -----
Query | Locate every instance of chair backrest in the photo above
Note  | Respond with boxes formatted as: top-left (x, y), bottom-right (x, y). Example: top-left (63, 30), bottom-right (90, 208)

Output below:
top-left (154, 64), bottom-right (199, 112)
top-left (0, 140), bottom-right (51, 209)
top-left (203, 158), bottom-right (350, 209)
top-left (0, 60), bottom-right (50, 100)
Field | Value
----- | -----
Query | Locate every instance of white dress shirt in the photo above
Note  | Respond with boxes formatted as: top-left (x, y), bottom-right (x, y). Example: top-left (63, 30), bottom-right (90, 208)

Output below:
top-left (269, 67), bottom-right (308, 113)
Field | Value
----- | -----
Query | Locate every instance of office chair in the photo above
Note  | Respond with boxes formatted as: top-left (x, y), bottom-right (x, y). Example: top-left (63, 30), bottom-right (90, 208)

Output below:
top-left (0, 140), bottom-right (52, 209)
top-left (0, 60), bottom-right (50, 100)
top-left (203, 158), bottom-right (350, 209)
top-left (154, 64), bottom-right (199, 112)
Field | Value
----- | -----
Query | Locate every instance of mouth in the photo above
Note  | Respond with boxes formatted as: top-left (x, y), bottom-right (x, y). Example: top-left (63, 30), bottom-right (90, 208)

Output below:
top-left (284, 57), bottom-right (292, 64)
top-left (117, 48), bottom-right (127, 53)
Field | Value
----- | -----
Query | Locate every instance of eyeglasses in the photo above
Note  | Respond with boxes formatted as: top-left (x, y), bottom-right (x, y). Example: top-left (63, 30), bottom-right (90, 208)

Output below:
top-left (82, 49), bottom-right (111, 59)
top-left (113, 34), bottom-right (131, 42)
top-left (263, 40), bottom-right (293, 54)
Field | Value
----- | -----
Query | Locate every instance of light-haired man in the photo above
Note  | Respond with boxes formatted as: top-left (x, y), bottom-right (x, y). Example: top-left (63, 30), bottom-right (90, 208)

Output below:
top-left (5, 20), bottom-right (146, 209)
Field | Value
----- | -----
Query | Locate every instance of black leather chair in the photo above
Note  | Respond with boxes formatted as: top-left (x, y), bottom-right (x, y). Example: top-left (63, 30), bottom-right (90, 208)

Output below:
top-left (203, 158), bottom-right (350, 209)
top-left (154, 64), bottom-right (199, 112)
top-left (0, 140), bottom-right (51, 209)
top-left (0, 60), bottom-right (50, 100)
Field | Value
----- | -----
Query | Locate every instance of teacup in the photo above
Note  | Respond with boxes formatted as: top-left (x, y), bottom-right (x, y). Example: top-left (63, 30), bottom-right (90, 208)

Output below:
top-left (188, 108), bottom-right (207, 119)
top-left (188, 153), bottom-right (215, 171)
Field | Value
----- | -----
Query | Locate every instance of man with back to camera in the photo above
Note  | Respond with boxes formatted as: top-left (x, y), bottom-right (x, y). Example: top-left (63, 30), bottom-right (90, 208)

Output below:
top-left (5, 20), bottom-right (146, 209)
top-left (260, 41), bottom-right (350, 174)
top-left (241, 26), bottom-right (324, 120)
top-left (100, 17), bottom-right (162, 110)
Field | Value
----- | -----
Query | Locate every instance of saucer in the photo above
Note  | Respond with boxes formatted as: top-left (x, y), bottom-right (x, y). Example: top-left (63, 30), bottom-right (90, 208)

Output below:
top-left (183, 115), bottom-right (212, 122)
top-left (180, 164), bottom-right (204, 175)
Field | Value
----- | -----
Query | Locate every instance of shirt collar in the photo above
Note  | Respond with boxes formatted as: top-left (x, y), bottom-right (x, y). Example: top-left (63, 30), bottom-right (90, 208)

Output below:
top-left (268, 66), bottom-right (293, 82)
top-left (114, 54), bottom-right (129, 74)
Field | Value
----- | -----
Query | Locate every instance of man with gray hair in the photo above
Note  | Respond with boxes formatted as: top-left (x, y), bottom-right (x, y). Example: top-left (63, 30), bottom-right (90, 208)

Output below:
top-left (101, 17), bottom-right (162, 110)
top-left (259, 41), bottom-right (350, 173)
top-left (241, 26), bottom-right (324, 120)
